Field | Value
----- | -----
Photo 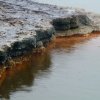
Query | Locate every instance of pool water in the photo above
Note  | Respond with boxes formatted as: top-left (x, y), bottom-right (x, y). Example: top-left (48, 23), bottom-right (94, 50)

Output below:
top-left (0, 0), bottom-right (100, 100)
top-left (34, 0), bottom-right (100, 13)
top-left (1, 34), bottom-right (100, 100)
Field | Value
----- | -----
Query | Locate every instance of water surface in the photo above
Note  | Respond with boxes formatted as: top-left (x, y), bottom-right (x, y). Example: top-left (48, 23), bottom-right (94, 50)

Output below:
top-left (1, 34), bottom-right (100, 100)
top-left (34, 0), bottom-right (100, 13)
top-left (0, 0), bottom-right (100, 100)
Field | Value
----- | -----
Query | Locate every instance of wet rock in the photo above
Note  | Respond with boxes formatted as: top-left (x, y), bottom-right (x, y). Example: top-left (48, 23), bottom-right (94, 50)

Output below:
top-left (0, 0), bottom-right (100, 64)
top-left (36, 41), bottom-right (43, 48)
top-left (7, 37), bottom-right (36, 57)
top-left (36, 28), bottom-right (55, 47)
top-left (52, 18), bottom-right (71, 30)
top-left (0, 51), bottom-right (7, 64)
top-left (52, 15), bottom-right (92, 31)
top-left (78, 15), bottom-right (92, 26)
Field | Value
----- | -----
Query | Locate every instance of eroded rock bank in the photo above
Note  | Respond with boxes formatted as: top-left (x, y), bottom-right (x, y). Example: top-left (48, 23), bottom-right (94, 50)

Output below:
top-left (0, 0), bottom-right (100, 64)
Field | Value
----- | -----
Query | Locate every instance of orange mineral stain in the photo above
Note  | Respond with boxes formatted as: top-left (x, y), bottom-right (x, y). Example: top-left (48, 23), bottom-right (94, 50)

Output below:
top-left (0, 32), bottom-right (100, 86)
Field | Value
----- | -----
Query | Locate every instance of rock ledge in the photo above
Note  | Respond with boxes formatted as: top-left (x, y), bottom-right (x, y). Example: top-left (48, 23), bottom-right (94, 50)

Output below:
top-left (0, 0), bottom-right (100, 64)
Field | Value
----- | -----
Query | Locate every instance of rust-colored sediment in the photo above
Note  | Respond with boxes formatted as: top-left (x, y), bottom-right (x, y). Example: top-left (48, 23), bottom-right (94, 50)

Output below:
top-left (0, 52), bottom-right (49, 86)
top-left (48, 32), bottom-right (100, 49)
top-left (0, 32), bottom-right (100, 86)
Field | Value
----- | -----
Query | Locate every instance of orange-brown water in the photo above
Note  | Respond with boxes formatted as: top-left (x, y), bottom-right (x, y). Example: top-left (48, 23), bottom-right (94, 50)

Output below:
top-left (0, 32), bottom-right (100, 100)
top-left (0, 32), bottom-right (100, 86)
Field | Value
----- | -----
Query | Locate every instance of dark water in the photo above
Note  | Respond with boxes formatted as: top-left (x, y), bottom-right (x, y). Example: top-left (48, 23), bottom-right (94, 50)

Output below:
top-left (1, 35), bottom-right (100, 100)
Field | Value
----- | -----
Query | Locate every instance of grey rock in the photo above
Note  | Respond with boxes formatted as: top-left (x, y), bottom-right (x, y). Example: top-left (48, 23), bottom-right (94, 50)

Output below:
top-left (0, 0), bottom-right (100, 64)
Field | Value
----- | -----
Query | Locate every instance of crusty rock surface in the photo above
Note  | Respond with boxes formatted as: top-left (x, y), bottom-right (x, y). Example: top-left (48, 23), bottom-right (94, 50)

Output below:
top-left (0, 0), bottom-right (100, 64)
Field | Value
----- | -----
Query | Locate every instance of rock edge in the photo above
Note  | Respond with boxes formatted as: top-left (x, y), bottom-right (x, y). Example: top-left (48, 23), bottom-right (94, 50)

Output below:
top-left (0, 0), bottom-right (100, 64)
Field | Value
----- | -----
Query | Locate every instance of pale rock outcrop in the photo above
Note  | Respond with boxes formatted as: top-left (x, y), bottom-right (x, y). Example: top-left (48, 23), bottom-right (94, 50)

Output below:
top-left (0, 0), bottom-right (100, 64)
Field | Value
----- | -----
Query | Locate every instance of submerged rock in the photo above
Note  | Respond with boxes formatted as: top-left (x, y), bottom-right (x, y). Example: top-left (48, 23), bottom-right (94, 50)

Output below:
top-left (0, 0), bottom-right (100, 64)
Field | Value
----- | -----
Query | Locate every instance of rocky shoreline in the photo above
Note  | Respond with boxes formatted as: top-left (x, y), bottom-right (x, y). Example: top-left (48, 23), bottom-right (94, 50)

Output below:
top-left (0, 0), bottom-right (100, 65)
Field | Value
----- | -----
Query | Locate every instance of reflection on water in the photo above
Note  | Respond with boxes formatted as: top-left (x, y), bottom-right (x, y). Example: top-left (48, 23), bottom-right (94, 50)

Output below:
top-left (0, 0), bottom-right (100, 100)
top-left (0, 33), bottom-right (100, 100)
top-left (0, 53), bottom-right (51, 99)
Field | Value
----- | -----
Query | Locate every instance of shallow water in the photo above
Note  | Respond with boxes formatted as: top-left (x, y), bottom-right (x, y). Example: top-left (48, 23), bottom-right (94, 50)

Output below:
top-left (1, 34), bottom-right (100, 100)
top-left (0, 0), bottom-right (100, 100)
top-left (34, 0), bottom-right (100, 13)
